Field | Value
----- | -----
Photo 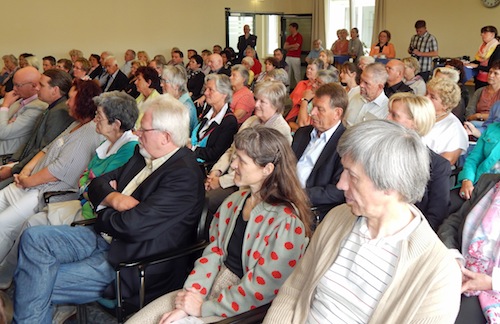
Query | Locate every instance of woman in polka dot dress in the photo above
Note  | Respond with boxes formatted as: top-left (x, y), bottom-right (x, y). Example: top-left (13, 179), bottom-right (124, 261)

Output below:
top-left (127, 126), bottom-right (311, 324)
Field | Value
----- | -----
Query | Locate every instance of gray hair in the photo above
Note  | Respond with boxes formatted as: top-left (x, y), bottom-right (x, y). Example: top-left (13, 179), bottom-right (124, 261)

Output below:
top-left (2, 54), bottom-right (18, 66)
top-left (231, 64), bottom-right (250, 85)
top-left (309, 58), bottom-right (325, 71)
top-left (254, 81), bottom-right (287, 114)
top-left (402, 57), bottom-right (421, 75)
top-left (364, 62), bottom-right (388, 85)
top-left (316, 69), bottom-right (339, 84)
top-left (205, 74), bottom-right (233, 104)
top-left (267, 68), bottom-right (289, 86)
top-left (162, 65), bottom-right (188, 94)
top-left (93, 91), bottom-right (139, 131)
top-left (104, 56), bottom-right (118, 66)
top-left (433, 67), bottom-right (460, 83)
top-left (25, 56), bottom-right (40, 71)
top-left (241, 56), bottom-right (254, 68)
top-left (337, 120), bottom-right (430, 203)
top-left (144, 94), bottom-right (190, 147)
top-left (359, 56), bottom-right (375, 65)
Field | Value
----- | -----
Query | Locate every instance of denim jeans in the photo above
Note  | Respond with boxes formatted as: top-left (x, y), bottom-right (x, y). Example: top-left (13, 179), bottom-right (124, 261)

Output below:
top-left (13, 225), bottom-right (114, 324)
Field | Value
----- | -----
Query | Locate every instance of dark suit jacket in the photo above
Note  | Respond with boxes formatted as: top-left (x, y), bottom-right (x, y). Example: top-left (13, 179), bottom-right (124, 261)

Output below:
top-left (88, 146), bottom-right (205, 302)
top-left (292, 124), bottom-right (346, 221)
top-left (195, 106), bottom-right (238, 166)
top-left (103, 70), bottom-right (129, 92)
top-left (237, 34), bottom-right (258, 59)
top-left (89, 66), bottom-right (104, 80)
top-left (11, 96), bottom-right (74, 174)
top-left (438, 173), bottom-right (500, 250)
top-left (415, 150), bottom-right (451, 232)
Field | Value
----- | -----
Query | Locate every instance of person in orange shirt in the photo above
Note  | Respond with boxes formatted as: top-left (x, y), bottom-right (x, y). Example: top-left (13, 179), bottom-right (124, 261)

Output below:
top-left (369, 30), bottom-right (396, 59)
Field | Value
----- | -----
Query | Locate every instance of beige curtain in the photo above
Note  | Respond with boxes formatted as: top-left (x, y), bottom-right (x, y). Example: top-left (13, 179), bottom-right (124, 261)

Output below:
top-left (371, 0), bottom-right (386, 45)
top-left (312, 0), bottom-right (326, 47)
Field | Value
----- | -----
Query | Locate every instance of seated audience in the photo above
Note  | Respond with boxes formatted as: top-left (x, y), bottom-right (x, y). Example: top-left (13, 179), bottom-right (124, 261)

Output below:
top-left (88, 54), bottom-right (103, 80)
top-left (293, 83), bottom-right (347, 223)
top-left (241, 56), bottom-right (255, 87)
top-left (69, 49), bottom-right (83, 63)
top-left (466, 61), bottom-right (500, 126)
top-left (422, 78), bottom-right (468, 165)
top-left (244, 47), bottom-right (262, 75)
top-left (464, 100), bottom-right (500, 136)
top-left (206, 81), bottom-right (292, 215)
top-left (264, 120), bottom-right (461, 323)
top-left (339, 61), bottom-right (360, 100)
top-left (0, 80), bottom-right (104, 272)
top-left (358, 55), bottom-right (375, 70)
top-left (330, 29), bottom-right (349, 55)
top-left (229, 64), bottom-right (255, 125)
top-left (369, 30), bottom-right (396, 58)
top-left (439, 173), bottom-right (500, 323)
top-left (0, 91), bottom-right (139, 290)
top-left (255, 57), bottom-right (279, 84)
top-left (0, 55), bottom-right (19, 98)
top-left (42, 56), bottom-right (56, 71)
top-left (432, 67), bottom-right (467, 122)
top-left (0, 67), bottom-right (47, 156)
top-left (127, 126), bottom-right (311, 324)
top-left (137, 50), bottom-right (150, 64)
top-left (295, 69), bottom-right (339, 129)
top-left (135, 66), bottom-right (161, 127)
top-left (0, 69), bottom-right (74, 189)
top-left (124, 59), bottom-right (147, 99)
top-left (24, 56), bottom-right (40, 71)
top-left (319, 49), bottom-right (336, 72)
top-left (102, 56), bottom-right (129, 92)
top-left (273, 48), bottom-right (289, 73)
top-left (451, 122), bottom-right (500, 213)
top-left (72, 57), bottom-right (91, 80)
top-left (187, 54), bottom-right (205, 102)
top-left (345, 62), bottom-right (389, 126)
top-left (402, 57), bottom-right (426, 95)
top-left (13, 95), bottom-right (205, 323)
top-left (305, 39), bottom-right (324, 64)
top-left (192, 74), bottom-right (238, 167)
top-left (348, 28), bottom-right (364, 63)
top-left (55, 58), bottom-right (72, 74)
top-left (285, 59), bottom-right (323, 123)
top-left (161, 65), bottom-right (198, 133)
top-left (384, 59), bottom-right (413, 97)
top-left (387, 93), bottom-right (451, 230)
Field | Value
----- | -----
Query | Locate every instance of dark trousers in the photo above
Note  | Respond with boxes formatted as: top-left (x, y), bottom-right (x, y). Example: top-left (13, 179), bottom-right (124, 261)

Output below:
top-left (455, 295), bottom-right (486, 324)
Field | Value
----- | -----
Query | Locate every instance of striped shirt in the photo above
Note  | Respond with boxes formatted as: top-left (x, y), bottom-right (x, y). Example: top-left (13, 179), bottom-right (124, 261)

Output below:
top-left (409, 32), bottom-right (438, 73)
top-left (307, 215), bottom-right (420, 323)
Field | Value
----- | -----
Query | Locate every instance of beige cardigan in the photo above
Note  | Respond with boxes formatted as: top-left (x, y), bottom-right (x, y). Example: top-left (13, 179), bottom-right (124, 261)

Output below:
top-left (264, 204), bottom-right (461, 324)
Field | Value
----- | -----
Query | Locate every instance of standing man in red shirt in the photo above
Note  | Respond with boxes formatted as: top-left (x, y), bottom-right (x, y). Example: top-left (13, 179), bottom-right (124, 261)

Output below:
top-left (284, 22), bottom-right (303, 89)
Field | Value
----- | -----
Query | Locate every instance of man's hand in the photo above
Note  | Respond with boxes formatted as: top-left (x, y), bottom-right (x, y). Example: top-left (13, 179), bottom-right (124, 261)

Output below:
top-left (0, 166), bottom-right (13, 181)
top-left (2, 91), bottom-right (20, 108)
top-left (103, 192), bottom-right (140, 212)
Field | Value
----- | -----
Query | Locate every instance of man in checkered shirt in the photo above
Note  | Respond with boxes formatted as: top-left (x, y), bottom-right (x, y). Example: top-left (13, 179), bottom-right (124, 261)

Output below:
top-left (408, 20), bottom-right (439, 82)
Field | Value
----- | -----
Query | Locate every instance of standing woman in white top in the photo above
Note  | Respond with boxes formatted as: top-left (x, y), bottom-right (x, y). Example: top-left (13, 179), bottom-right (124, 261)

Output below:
top-left (422, 77), bottom-right (469, 165)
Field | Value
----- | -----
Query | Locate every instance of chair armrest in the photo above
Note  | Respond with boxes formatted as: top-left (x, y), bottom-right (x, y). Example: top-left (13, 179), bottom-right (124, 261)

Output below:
top-left (215, 303), bottom-right (271, 323)
top-left (43, 190), bottom-right (78, 203)
top-left (117, 240), bottom-right (209, 270)
top-left (71, 218), bottom-right (97, 227)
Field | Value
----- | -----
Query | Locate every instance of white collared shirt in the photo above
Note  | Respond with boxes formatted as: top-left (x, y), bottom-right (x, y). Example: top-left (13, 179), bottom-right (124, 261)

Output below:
top-left (297, 121), bottom-right (341, 188)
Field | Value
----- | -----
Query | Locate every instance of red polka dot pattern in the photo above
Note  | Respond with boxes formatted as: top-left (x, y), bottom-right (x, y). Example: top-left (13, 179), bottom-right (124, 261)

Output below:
top-left (238, 286), bottom-right (246, 296)
top-left (272, 271), bottom-right (282, 279)
top-left (255, 215), bottom-right (264, 223)
top-left (256, 276), bottom-right (266, 285)
top-left (199, 258), bottom-right (208, 264)
top-left (258, 257), bottom-right (265, 265)
top-left (255, 292), bottom-right (264, 301)
top-left (218, 294), bottom-right (223, 302)
top-left (289, 260), bottom-right (297, 267)
top-left (232, 302), bottom-right (239, 311)
top-left (227, 201), bottom-right (233, 208)
top-left (271, 252), bottom-right (279, 260)
top-left (284, 207), bottom-right (293, 214)
top-left (284, 242), bottom-right (294, 250)
top-left (295, 227), bottom-right (302, 235)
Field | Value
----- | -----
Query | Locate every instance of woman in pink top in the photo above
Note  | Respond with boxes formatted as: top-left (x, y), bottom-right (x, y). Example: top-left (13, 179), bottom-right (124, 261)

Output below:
top-left (230, 64), bottom-right (255, 125)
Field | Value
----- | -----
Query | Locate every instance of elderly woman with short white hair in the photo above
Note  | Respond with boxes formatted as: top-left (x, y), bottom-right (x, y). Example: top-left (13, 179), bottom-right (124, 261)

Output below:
top-left (229, 64), bottom-right (255, 125)
top-left (402, 57), bottom-right (426, 95)
top-left (265, 119), bottom-right (461, 323)
top-left (161, 65), bottom-right (198, 132)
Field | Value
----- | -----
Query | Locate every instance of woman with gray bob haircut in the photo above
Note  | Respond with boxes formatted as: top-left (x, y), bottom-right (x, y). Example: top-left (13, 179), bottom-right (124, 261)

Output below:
top-left (265, 119), bottom-right (461, 324)
top-left (161, 65), bottom-right (198, 132)
top-left (93, 91), bottom-right (138, 131)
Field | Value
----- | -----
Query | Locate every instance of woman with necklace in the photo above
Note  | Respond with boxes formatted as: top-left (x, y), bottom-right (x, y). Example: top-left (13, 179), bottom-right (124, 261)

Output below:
top-left (191, 74), bottom-right (238, 168)
top-left (127, 126), bottom-right (311, 324)
top-left (422, 78), bottom-right (469, 165)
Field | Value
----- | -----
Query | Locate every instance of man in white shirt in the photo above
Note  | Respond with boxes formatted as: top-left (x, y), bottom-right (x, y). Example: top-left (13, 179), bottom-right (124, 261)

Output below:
top-left (345, 62), bottom-right (389, 127)
top-left (293, 83), bottom-right (347, 223)
top-left (120, 49), bottom-right (135, 76)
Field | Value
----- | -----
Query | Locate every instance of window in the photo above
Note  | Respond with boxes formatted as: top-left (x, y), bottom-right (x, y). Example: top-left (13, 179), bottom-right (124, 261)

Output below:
top-left (326, 0), bottom-right (375, 51)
